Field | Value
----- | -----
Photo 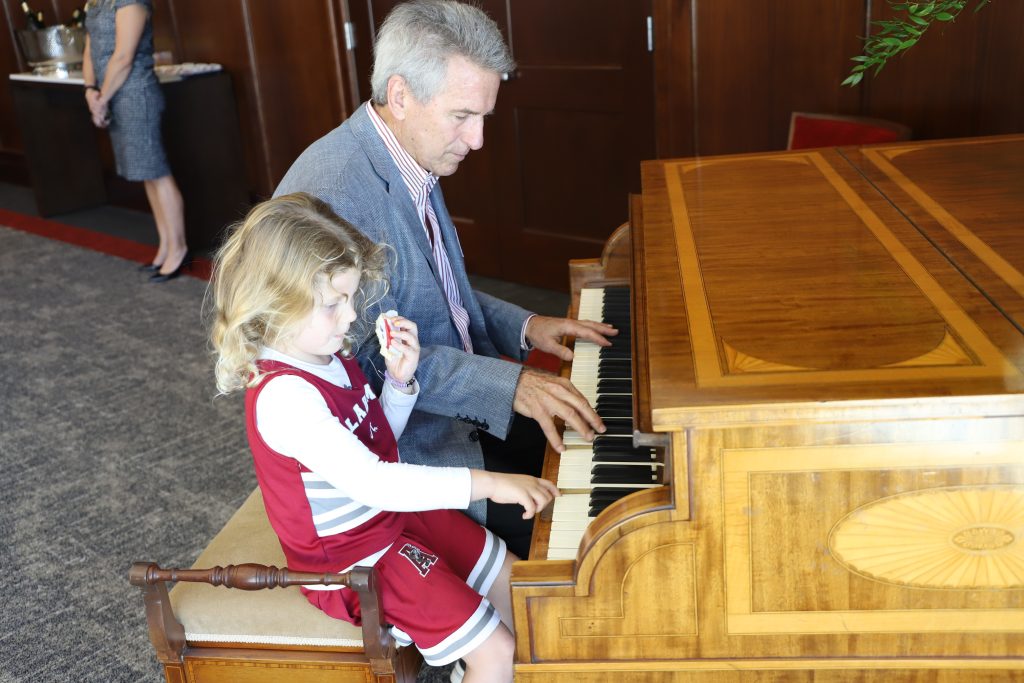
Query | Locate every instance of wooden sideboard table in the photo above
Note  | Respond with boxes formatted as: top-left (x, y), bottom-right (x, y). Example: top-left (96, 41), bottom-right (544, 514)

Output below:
top-left (9, 70), bottom-right (249, 251)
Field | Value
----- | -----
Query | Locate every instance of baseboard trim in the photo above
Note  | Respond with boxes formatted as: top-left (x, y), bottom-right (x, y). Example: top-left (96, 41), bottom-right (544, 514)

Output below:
top-left (0, 208), bottom-right (212, 280)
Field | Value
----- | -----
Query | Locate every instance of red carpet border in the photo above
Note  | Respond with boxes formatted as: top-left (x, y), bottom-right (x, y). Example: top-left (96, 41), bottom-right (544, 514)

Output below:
top-left (0, 208), bottom-right (213, 280)
top-left (0, 207), bottom-right (558, 370)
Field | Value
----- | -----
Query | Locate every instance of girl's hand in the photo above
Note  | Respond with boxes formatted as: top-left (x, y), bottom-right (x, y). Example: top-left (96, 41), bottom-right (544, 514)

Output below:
top-left (470, 471), bottom-right (560, 520)
top-left (383, 315), bottom-right (420, 385)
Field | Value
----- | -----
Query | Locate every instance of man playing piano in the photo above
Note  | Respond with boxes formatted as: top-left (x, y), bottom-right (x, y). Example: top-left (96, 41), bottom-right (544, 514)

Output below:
top-left (275, 0), bottom-right (616, 560)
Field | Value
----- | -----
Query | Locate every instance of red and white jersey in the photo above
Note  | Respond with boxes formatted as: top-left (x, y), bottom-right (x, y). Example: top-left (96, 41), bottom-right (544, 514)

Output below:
top-left (246, 355), bottom-right (405, 619)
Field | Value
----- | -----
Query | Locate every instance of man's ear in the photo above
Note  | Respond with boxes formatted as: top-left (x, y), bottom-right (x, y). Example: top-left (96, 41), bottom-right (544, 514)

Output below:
top-left (386, 75), bottom-right (409, 120)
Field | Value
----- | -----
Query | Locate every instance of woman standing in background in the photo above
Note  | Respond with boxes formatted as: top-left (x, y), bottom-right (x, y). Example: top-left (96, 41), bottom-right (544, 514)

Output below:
top-left (83, 0), bottom-right (189, 282)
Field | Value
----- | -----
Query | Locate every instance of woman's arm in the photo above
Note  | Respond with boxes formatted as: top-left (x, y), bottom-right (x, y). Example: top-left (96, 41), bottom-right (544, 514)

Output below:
top-left (83, 34), bottom-right (107, 127)
top-left (96, 3), bottom-right (147, 109)
top-left (82, 33), bottom-right (96, 86)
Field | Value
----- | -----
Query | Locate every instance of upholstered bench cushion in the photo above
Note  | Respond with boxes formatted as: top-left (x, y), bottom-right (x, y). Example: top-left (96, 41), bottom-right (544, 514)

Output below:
top-left (169, 488), bottom-right (364, 647)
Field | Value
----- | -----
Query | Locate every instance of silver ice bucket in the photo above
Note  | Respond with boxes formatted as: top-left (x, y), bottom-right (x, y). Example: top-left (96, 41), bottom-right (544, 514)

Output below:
top-left (16, 26), bottom-right (86, 76)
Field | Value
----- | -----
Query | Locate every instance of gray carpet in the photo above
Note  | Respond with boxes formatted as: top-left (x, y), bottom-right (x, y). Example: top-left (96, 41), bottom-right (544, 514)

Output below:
top-left (0, 227), bottom-right (452, 682)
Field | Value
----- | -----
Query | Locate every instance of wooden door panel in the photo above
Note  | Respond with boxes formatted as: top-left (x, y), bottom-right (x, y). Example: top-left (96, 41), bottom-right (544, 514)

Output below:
top-left (244, 0), bottom-right (350, 186)
top-left (494, 0), bottom-right (655, 289)
top-left (510, 0), bottom-right (634, 65)
top-left (514, 106), bottom-right (630, 242)
top-left (865, 0), bottom-right (1024, 140)
top-left (691, 0), bottom-right (864, 155)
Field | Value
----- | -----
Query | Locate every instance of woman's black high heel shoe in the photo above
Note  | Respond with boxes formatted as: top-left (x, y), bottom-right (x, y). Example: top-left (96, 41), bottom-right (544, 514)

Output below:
top-left (149, 252), bottom-right (193, 283)
top-left (138, 262), bottom-right (162, 273)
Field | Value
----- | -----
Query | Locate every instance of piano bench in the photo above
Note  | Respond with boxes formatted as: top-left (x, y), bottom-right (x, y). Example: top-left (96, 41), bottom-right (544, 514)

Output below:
top-left (129, 488), bottom-right (420, 683)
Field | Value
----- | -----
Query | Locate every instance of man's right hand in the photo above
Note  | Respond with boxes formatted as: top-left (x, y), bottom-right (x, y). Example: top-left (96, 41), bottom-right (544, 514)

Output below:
top-left (513, 366), bottom-right (606, 453)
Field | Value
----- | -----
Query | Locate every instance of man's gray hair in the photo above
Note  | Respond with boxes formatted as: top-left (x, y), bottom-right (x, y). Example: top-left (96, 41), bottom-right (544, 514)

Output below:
top-left (370, 0), bottom-right (515, 105)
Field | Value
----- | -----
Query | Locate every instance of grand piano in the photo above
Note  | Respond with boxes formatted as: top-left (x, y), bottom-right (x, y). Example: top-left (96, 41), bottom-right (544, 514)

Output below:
top-left (511, 135), bottom-right (1024, 682)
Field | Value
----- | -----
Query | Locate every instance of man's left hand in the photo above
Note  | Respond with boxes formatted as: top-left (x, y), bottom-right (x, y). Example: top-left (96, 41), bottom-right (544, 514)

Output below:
top-left (525, 315), bottom-right (617, 362)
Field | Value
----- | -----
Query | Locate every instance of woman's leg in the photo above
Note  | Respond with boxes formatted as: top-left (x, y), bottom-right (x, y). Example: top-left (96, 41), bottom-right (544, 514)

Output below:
top-left (142, 180), bottom-right (168, 266)
top-left (461, 623), bottom-right (514, 683)
top-left (144, 174), bottom-right (187, 275)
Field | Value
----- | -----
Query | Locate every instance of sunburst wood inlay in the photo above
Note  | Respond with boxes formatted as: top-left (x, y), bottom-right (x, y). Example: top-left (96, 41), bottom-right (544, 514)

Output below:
top-left (828, 485), bottom-right (1024, 590)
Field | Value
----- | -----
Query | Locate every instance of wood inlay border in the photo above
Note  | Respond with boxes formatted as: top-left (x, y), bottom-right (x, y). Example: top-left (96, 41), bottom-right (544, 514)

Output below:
top-left (721, 441), bottom-right (1024, 634)
top-left (664, 153), bottom-right (1019, 388)
top-left (863, 145), bottom-right (1024, 300)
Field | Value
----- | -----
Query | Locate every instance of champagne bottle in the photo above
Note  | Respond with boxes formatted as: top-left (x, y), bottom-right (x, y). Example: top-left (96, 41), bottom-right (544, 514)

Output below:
top-left (65, 8), bottom-right (84, 29)
top-left (21, 2), bottom-right (45, 30)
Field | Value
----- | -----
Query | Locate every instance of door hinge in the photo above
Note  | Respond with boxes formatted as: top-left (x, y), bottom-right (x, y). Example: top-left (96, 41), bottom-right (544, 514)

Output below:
top-left (344, 21), bottom-right (357, 51)
top-left (646, 16), bottom-right (653, 52)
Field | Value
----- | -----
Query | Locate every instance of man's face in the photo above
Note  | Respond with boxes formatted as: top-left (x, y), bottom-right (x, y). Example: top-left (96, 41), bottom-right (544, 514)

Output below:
top-left (397, 55), bottom-right (501, 176)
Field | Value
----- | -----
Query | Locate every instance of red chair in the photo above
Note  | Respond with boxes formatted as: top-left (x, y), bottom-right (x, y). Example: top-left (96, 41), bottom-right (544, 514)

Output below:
top-left (787, 112), bottom-right (911, 150)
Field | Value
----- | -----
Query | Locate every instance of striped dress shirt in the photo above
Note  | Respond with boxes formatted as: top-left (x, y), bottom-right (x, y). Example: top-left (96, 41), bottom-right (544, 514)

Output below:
top-left (366, 103), bottom-right (474, 354)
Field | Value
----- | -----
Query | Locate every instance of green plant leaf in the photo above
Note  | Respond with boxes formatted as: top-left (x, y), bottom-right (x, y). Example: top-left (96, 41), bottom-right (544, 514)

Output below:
top-left (844, 0), bottom-right (988, 87)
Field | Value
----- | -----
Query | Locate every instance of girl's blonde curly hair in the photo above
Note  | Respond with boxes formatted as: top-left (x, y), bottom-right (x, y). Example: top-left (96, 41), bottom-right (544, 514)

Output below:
top-left (209, 192), bottom-right (388, 394)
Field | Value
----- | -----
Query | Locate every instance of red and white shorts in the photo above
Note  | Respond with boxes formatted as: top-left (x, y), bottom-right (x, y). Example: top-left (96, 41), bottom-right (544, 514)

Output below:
top-left (375, 509), bottom-right (506, 666)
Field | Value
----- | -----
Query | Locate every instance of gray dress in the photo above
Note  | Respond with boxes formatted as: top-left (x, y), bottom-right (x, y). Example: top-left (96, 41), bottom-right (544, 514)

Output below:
top-left (85, 0), bottom-right (169, 181)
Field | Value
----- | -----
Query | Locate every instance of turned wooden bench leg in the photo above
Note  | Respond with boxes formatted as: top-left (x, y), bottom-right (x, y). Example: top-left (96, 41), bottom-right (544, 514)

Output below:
top-left (129, 563), bottom-right (187, 681)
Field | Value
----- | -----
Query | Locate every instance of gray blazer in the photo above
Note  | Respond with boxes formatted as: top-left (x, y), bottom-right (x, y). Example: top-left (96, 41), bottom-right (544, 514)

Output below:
top-left (275, 104), bottom-right (533, 523)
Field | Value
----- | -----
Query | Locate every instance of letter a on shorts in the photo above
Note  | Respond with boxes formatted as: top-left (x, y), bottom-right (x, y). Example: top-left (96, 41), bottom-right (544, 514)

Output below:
top-left (398, 543), bottom-right (439, 577)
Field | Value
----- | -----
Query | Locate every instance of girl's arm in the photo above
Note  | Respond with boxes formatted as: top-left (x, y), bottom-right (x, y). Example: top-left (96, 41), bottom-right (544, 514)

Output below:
top-left (96, 3), bottom-right (147, 109)
top-left (256, 375), bottom-right (471, 512)
top-left (256, 376), bottom-right (558, 517)
top-left (379, 379), bottom-right (418, 440)
top-left (376, 313), bottom-right (420, 439)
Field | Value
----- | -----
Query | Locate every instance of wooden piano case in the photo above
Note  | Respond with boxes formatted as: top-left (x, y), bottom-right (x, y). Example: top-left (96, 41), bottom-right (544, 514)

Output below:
top-left (512, 136), bottom-right (1024, 681)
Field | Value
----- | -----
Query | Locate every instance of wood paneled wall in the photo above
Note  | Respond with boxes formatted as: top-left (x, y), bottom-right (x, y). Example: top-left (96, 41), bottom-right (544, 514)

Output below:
top-left (0, 1), bottom-right (1020, 221)
top-left (652, 0), bottom-right (1024, 157)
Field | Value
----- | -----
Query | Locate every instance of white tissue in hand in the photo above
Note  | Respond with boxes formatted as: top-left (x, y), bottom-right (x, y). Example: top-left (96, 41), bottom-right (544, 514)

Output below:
top-left (375, 310), bottom-right (400, 358)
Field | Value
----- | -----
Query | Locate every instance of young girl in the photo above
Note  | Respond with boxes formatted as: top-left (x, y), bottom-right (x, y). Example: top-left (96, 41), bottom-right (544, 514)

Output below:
top-left (210, 192), bottom-right (557, 683)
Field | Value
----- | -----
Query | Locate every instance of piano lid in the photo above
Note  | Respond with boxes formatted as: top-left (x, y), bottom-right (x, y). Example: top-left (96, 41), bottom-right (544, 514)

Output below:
top-left (636, 138), bottom-right (1024, 431)
top-left (846, 135), bottom-right (1024, 332)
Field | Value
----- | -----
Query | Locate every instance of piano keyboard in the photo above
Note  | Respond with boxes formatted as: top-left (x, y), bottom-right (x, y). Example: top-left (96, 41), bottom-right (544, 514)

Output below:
top-left (547, 287), bottom-right (662, 560)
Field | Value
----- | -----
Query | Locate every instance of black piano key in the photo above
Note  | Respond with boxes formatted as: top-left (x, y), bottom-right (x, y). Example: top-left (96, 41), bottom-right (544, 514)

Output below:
top-left (592, 451), bottom-right (657, 463)
top-left (589, 487), bottom-right (646, 516)
top-left (591, 465), bottom-right (660, 484)
top-left (596, 407), bottom-right (633, 419)
top-left (597, 402), bottom-right (632, 415)
top-left (592, 443), bottom-right (655, 456)
top-left (589, 488), bottom-right (644, 502)
top-left (601, 422), bottom-right (632, 436)
top-left (598, 379), bottom-right (632, 393)
top-left (597, 394), bottom-right (632, 406)
top-left (593, 434), bottom-right (634, 445)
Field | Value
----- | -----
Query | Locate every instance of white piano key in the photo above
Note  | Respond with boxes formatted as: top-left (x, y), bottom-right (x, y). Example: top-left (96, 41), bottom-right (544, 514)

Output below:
top-left (546, 494), bottom-right (593, 560)
top-left (545, 287), bottom-right (651, 560)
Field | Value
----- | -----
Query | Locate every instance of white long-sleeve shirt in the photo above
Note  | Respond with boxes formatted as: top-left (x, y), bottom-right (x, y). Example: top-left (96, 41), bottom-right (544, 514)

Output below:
top-left (254, 347), bottom-right (472, 512)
